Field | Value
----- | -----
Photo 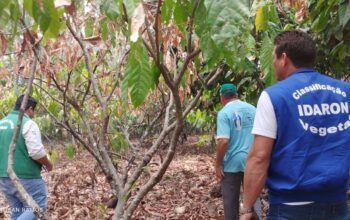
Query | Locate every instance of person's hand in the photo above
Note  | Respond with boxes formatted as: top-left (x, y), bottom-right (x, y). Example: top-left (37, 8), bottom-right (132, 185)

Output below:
top-left (215, 164), bottom-right (224, 181)
top-left (43, 163), bottom-right (53, 172)
top-left (239, 213), bottom-right (253, 220)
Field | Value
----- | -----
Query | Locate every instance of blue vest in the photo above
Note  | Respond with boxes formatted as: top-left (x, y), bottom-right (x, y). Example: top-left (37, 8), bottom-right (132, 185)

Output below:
top-left (265, 69), bottom-right (350, 204)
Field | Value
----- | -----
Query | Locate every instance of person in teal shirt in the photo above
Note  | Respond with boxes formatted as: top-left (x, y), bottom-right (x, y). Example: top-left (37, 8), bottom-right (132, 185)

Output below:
top-left (215, 83), bottom-right (257, 220)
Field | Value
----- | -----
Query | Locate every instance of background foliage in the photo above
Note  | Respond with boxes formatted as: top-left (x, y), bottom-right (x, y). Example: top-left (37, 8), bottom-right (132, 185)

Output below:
top-left (0, 0), bottom-right (349, 218)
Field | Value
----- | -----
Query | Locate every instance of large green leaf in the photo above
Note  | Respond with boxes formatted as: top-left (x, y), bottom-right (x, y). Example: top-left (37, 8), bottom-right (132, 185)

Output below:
top-left (311, 11), bottom-right (329, 32)
top-left (123, 40), bottom-right (153, 107)
top-left (100, 0), bottom-right (120, 20)
top-left (339, 2), bottom-right (350, 28)
top-left (0, 0), bottom-right (10, 13)
top-left (195, 0), bottom-right (251, 68)
top-left (44, 0), bottom-right (62, 38)
top-left (24, 0), bottom-right (34, 17)
top-left (173, 0), bottom-right (192, 31)
top-left (25, 0), bottom-right (61, 38)
top-left (260, 35), bottom-right (276, 86)
top-left (255, 3), bottom-right (279, 32)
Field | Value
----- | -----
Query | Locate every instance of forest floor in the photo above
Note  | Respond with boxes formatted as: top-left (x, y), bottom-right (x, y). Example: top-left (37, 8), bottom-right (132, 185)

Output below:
top-left (0, 136), bottom-right (227, 220)
top-left (0, 136), bottom-right (349, 219)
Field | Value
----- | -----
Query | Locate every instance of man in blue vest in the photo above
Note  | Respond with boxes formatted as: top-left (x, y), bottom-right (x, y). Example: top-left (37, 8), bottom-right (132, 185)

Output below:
top-left (215, 83), bottom-right (257, 220)
top-left (0, 95), bottom-right (53, 220)
top-left (240, 30), bottom-right (350, 220)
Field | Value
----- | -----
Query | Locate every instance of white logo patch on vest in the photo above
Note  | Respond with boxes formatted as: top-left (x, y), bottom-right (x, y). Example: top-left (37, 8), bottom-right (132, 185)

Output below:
top-left (0, 120), bottom-right (15, 130)
top-left (294, 85), bottom-right (350, 136)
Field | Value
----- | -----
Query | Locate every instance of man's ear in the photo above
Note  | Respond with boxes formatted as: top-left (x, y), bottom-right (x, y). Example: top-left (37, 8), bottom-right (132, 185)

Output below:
top-left (281, 52), bottom-right (288, 67)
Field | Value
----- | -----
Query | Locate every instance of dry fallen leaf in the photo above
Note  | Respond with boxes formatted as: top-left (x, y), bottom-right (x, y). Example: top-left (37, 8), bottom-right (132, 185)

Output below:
top-left (130, 4), bottom-right (145, 42)
top-left (54, 0), bottom-right (71, 8)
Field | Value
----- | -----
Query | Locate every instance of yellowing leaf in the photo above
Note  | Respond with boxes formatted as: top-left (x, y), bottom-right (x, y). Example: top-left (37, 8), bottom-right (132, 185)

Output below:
top-left (50, 149), bottom-right (58, 164)
top-left (255, 6), bottom-right (267, 32)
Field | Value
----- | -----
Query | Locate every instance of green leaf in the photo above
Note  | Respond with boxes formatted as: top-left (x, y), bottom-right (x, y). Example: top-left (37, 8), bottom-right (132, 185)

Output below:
top-left (260, 35), bottom-right (276, 86)
top-left (64, 143), bottom-right (76, 159)
top-left (311, 11), bottom-right (329, 32)
top-left (45, 0), bottom-right (62, 38)
top-left (110, 132), bottom-right (128, 152)
top-left (339, 2), bottom-right (350, 28)
top-left (255, 3), bottom-right (279, 32)
top-left (150, 62), bottom-right (161, 89)
top-left (255, 6), bottom-right (268, 32)
top-left (123, 0), bottom-right (140, 18)
top-left (48, 101), bottom-right (60, 117)
top-left (174, 0), bottom-right (192, 31)
top-left (199, 32), bottom-right (222, 69)
top-left (161, 0), bottom-right (174, 24)
top-left (32, 0), bottom-right (42, 23)
top-left (85, 18), bottom-right (94, 37)
top-left (9, 2), bottom-right (20, 20)
top-left (123, 40), bottom-right (153, 107)
top-left (24, 0), bottom-right (33, 17)
top-left (195, 0), bottom-right (251, 67)
top-left (101, 0), bottom-right (120, 20)
top-left (0, 0), bottom-right (10, 13)
top-left (266, 4), bottom-right (279, 24)
top-left (101, 20), bottom-right (108, 41)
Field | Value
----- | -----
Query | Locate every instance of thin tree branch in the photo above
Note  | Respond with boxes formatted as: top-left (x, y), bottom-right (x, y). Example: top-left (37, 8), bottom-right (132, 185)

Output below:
top-left (32, 82), bottom-right (64, 106)
top-left (174, 0), bottom-right (201, 85)
top-left (154, 0), bottom-right (162, 62)
top-left (186, 0), bottom-right (200, 55)
top-left (19, 18), bottom-right (42, 63)
top-left (174, 48), bottom-right (201, 85)
top-left (66, 19), bottom-right (105, 106)
top-left (122, 95), bottom-right (173, 196)
top-left (7, 56), bottom-right (51, 220)
top-left (142, 1), bottom-right (157, 57)
top-left (66, 16), bottom-right (123, 197)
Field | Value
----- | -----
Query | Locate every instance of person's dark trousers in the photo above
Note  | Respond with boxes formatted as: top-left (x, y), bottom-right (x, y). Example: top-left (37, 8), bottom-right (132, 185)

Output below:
top-left (221, 172), bottom-right (243, 220)
top-left (268, 201), bottom-right (350, 220)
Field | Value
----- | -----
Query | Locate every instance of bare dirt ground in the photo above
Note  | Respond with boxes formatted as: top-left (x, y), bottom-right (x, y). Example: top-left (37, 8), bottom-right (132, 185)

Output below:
top-left (0, 140), bottom-right (226, 219)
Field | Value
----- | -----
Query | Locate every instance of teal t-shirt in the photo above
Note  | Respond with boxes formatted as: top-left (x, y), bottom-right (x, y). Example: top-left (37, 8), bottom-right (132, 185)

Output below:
top-left (216, 100), bottom-right (256, 173)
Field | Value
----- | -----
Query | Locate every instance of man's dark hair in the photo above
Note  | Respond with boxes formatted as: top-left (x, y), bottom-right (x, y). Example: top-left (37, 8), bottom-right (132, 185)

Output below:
top-left (14, 95), bottom-right (37, 111)
top-left (274, 30), bottom-right (316, 68)
top-left (222, 92), bottom-right (237, 99)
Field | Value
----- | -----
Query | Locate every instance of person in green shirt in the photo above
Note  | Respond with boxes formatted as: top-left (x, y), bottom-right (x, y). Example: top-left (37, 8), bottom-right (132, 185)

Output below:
top-left (0, 95), bottom-right (53, 220)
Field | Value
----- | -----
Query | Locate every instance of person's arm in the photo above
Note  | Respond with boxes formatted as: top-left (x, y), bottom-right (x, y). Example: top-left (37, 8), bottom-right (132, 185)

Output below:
top-left (35, 156), bottom-right (53, 172)
top-left (215, 138), bottom-right (229, 181)
top-left (23, 120), bottom-right (53, 172)
top-left (215, 110), bottom-right (230, 181)
top-left (240, 91), bottom-right (276, 219)
top-left (240, 135), bottom-right (274, 219)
